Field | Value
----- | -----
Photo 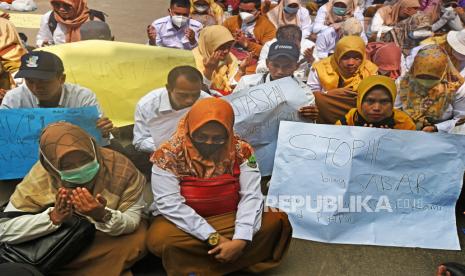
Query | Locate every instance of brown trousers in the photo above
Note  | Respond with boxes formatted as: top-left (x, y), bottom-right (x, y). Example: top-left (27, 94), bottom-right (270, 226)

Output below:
top-left (51, 221), bottom-right (148, 276)
top-left (146, 212), bottom-right (292, 276)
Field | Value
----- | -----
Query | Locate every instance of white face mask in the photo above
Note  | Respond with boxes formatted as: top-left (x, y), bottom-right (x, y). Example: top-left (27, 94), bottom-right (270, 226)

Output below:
top-left (411, 29), bottom-right (433, 38)
top-left (194, 4), bottom-right (209, 12)
top-left (171, 15), bottom-right (189, 28)
top-left (239, 12), bottom-right (255, 23)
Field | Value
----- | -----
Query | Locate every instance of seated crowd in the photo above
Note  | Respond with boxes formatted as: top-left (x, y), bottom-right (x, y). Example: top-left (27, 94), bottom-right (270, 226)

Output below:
top-left (1, 0), bottom-right (465, 274)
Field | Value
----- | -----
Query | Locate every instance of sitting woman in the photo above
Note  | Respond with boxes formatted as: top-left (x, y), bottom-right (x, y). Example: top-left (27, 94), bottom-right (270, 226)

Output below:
top-left (371, 0), bottom-right (421, 36)
top-left (190, 0), bottom-right (224, 26)
top-left (146, 97), bottom-right (292, 275)
top-left (193, 25), bottom-right (250, 96)
top-left (396, 44), bottom-right (465, 132)
top-left (266, 0), bottom-right (312, 39)
top-left (0, 122), bottom-right (146, 275)
top-left (309, 35), bottom-right (378, 124)
top-left (312, 0), bottom-right (364, 35)
top-left (36, 0), bottom-right (104, 47)
top-left (337, 75), bottom-right (416, 129)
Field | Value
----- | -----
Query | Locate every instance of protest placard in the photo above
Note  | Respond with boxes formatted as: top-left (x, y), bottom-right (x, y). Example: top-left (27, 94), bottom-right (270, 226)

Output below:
top-left (9, 13), bottom-right (42, 29)
top-left (223, 77), bottom-right (309, 176)
top-left (268, 121), bottom-right (465, 250)
top-left (0, 106), bottom-right (102, 180)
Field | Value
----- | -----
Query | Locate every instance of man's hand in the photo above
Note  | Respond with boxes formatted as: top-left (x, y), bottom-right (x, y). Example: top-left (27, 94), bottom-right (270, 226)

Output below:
top-left (185, 28), bottom-right (196, 45)
top-left (299, 105), bottom-right (319, 121)
top-left (96, 117), bottom-right (113, 138)
top-left (303, 47), bottom-right (314, 65)
top-left (208, 236), bottom-right (247, 263)
top-left (70, 187), bottom-right (107, 221)
top-left (436, 265), bottom-right (452, 276)
top-left (147, 25), bottom-right (157, 45)
top-left (422, 125), bottom-right (437, 132)
top-left (49, 188), bottom-right (73, 225)
top-left (234, 30), bottom-right (249, 48)
top-left (363, 123), bottom-right (389, 128)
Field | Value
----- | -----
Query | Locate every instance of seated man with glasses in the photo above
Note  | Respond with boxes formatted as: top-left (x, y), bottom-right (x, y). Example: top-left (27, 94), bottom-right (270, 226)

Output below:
top-left (223, 0), bottom-right (277, 74)
top-left (146, 97), bottom-right (292, 275)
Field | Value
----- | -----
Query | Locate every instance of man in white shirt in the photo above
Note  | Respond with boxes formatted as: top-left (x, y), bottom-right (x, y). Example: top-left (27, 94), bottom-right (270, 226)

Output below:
top-left (0, 51), bottom-right (114, 146)
top-left (147, 0), bottom-right (203, 50)
top-left (129, 66), bottom-right (210, 176)
top-left (256, 24), bottom-right (315, 82)
top-left (235, 41), bottom-right (319, 120)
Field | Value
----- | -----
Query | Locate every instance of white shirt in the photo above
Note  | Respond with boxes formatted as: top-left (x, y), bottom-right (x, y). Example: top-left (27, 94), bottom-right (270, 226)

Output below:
top-left (312, 4), bottom-right (365, 34)
top-left (151, 16), bottom-right (203, 50)
top-left (133, 87), bottom-right (210, 153)
top-left (307, 67), bottom-right (324, 92)
top-left (150, 162), bottom-right (263, 241)
top-left (394, 83), bottom-right (465, 133)
top-left (0, 195), bottom-right (145, 243)
top-left (36, 11), bottom-right (67, 47)
top-left (0, 83), bottom-right (109, 145)
top-left (297, 7), bottom-right (313, 39)
top-left (315, 27), bottom-right (368, 59)
top-left (233, 73), bottom-right (315, 105)
top-left (256, 38), bottom-right (316, 82)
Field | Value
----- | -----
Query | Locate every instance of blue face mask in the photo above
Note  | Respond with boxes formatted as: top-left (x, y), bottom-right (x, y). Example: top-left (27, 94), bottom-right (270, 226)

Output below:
top-left (41, 139), bottom-right (100, 185)
top-left (284, 5), bottom-right (299, 14)
top-left (332, 6), bottom-right (347, 16)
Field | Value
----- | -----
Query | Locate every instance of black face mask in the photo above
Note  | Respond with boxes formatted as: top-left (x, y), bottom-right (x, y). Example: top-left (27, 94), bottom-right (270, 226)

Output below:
top-left (193, 142), bottom-right (223, 158)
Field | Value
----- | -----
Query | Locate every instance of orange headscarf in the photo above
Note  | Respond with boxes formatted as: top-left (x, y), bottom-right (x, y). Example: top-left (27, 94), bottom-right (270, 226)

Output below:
top-left (377, 0), bottom-right (420, 26)
top-left (50, 0), bottom-right (90, 42)
top-left (151, 98), bottom-right (253, 178)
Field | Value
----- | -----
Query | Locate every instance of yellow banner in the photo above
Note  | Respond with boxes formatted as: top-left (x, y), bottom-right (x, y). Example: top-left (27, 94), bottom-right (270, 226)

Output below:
top-left (9, 13), bottom-right (42, 29)
top-left (42, 40), bottom-right (195, 126)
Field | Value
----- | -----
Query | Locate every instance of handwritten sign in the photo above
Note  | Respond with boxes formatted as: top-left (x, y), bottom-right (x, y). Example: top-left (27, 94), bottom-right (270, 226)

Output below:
top-left (223, 77), bottom-right (309, 176)
top-left (42, 41), bottom-right (196, 127)
top-left (267, 122), bottom-right (465, 250)
top-left (0, 106), bottom-right (102, 180)
top-left (9, 13), bottom-right (42, 29)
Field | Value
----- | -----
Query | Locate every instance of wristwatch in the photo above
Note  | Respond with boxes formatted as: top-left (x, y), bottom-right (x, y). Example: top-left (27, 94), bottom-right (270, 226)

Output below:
top-left (207, 232), bottom-right (220, 247)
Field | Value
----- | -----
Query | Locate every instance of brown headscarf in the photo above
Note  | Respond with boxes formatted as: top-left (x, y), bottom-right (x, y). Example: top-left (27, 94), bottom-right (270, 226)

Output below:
top-left (325, 0), bottom-right (357, 25)
top-left (50, 0), bottom-right (90, 42)
top-left (150, 98), bottom-right (254, 178)
top-left (10, 122), bottom-right (145, 213)
top-left (267, 0), bottom-right (301, 28)
top-left (377, 0), bottom-right (421, 26)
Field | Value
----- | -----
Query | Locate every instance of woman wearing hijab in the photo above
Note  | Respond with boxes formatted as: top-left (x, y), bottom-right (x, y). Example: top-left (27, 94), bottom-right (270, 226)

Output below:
top-left (190, 0), bottom-right (224, 26)
top-left (390, 12), bottom-right (433, 56)
top-left (312, 0), bottom-right (364, 35)
top-left (36, 0), bottom-right (102, 47)
top-left (395, 44), bottom-right (465, 132)
top-left (309, 35), bottom-right (378, 124)
top-left (193, 25), bottom-right (250, 96)
top-left (146, 97), bottom-right (292, 275)
top-left (366, 42), bottom-right (403, 79)
top-left (0, 122), bottom-right (147, 275)
top-left (266, 0), bottom-right (313, 38)
top-left (337, 75), bottom-right (416, 129)
top-left (371, 0), bottom-right (421, 35)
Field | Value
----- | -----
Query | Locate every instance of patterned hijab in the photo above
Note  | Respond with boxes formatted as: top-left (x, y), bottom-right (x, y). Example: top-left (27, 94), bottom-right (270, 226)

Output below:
top-left (399, 44), bottom-right (464, 129)
top-left (10, 122), bottom-right (145, 212)
top-left (50, 0), bottom-right (90, 42)
top-left (151, 98), bottom-right (253, 178)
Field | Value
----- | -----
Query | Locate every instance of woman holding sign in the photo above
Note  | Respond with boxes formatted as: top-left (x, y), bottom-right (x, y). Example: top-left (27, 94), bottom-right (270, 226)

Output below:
top-left (146, 97), bottom-right (292, 275)
top-left (336, 75), bottom-right (416, 130)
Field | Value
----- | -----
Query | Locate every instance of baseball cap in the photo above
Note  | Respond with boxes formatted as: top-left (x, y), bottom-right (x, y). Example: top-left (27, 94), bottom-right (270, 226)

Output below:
top-left (15, 51), bottom-right (64, 80)
top-left (267, 41), bottom-right (300, 62)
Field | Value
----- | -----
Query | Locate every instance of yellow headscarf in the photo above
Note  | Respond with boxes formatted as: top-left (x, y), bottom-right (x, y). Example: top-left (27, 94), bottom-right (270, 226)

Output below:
top-left (337, 75), bottom-right (416, 130)
top-left (192, 25), bottom-right (239, 94)
top-left (313, 35), bottom-right (378, 91)
top-left (399, 44), bottom-right (464, 129)
top-left (190, 0), bottom-right (224, 24)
